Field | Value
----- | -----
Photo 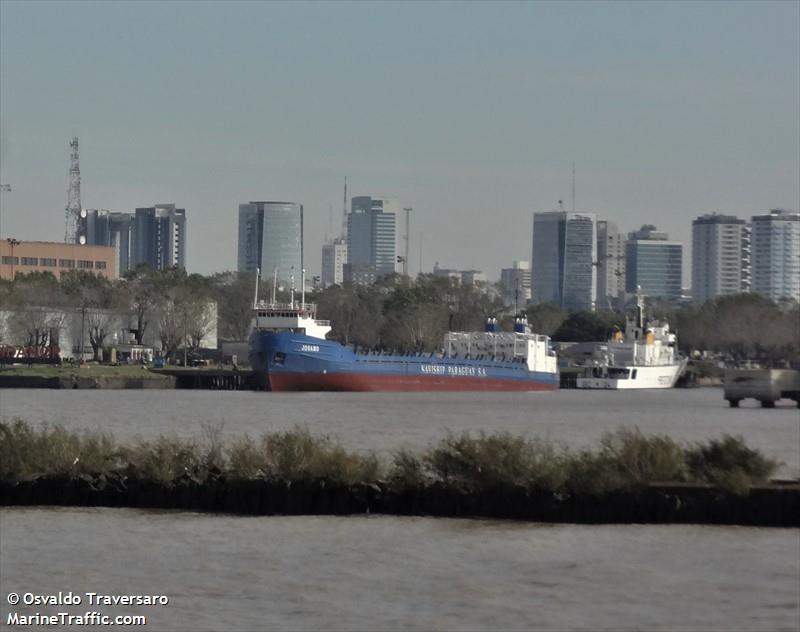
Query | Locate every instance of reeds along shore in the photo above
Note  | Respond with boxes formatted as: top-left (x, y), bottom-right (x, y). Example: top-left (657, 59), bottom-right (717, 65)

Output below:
top-left (0, 421), bottom-right (796, 526)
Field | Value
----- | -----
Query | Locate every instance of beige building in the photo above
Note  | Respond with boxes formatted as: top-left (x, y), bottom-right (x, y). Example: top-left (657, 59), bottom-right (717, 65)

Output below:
top-left (0, 239), bottom-right (117, 280)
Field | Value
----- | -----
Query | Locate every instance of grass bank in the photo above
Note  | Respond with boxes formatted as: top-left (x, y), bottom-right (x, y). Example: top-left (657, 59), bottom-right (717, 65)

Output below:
top-left (0, 421), bottom-right (795, 526)
top-left (0, 364), bottom-right (155, 377)
top-left (0, 364), bottom-right (173, 389)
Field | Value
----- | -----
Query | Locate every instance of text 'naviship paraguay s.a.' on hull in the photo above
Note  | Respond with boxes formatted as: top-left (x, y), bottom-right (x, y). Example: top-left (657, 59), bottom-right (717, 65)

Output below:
top-left (248, 296), bottom-right (559, 393)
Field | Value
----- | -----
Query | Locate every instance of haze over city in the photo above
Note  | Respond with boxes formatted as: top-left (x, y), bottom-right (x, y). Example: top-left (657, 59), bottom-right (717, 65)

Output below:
top-left (1, 1), bottom-right (798, 280)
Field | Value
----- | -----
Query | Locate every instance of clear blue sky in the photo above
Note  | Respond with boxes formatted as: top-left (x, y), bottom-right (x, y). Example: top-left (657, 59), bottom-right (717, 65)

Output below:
top-left (1, 0), bottom-right (798, 280)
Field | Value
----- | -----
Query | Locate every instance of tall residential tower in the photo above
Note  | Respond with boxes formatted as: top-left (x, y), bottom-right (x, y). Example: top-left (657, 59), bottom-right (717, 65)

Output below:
top-left (131, 204), bottom-right (186, 270)
top-left (596, 220), bottom-right (626, 310)
top-left (691, 213), bottom-right (751, 304)
top-left (750, 209), bottom-right (800, 302)
top-left (500, 260), bottom-right (532, 309)
top-left (344, 196), bottom-right (398, 285)
top-left (84, 209), bottom-right (134, 276)
top-left (321, 238), bottom-right (347, 287)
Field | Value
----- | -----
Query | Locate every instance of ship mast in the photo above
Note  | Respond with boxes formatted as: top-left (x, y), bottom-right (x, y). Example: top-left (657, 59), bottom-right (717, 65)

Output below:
top-left (253, 268), bottom-right (260, 308)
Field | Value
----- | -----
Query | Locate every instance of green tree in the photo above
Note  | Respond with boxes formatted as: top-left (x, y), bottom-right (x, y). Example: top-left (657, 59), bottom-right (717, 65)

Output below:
top-left (120, 266), bottom-right (161, 345)
top-left (3, 272), bottom-right (67, 350)
top-left (209, 272), bottom-right (256, 341)
top-left (552, 311), bottom-right (624, 342)
top-left (526, 303), bottom-right (568, 335)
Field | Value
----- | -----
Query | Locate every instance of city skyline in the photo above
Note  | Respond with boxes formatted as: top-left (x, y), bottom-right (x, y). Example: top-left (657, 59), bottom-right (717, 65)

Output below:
top-left (0, 2), bottom-right (798, 281)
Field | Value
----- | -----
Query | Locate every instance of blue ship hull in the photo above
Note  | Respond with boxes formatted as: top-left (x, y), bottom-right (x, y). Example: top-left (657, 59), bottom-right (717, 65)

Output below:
top-left (249, 331), bottom-right (559, 392)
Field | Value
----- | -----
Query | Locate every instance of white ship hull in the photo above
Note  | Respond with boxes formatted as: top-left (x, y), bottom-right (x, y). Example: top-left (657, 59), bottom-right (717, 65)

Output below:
top-left (576, 361), bottom-right (685, 390)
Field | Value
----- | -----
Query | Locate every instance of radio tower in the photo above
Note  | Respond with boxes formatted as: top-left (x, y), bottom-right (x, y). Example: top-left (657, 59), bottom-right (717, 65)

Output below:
top-left (340, 176), bottom-right (348, 239)
top-left (64, 137), bottom-right (82, 243)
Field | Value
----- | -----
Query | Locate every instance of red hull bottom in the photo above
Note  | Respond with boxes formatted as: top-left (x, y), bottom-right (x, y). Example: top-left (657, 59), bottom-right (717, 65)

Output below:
top-left (268, 372), bottom-right (559, 392)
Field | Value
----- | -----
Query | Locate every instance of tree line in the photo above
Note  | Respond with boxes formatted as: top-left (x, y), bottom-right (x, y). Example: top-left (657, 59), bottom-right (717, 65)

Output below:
top-left (0, 268), bottom-right (218, 361)
top-left (1, 268), bottom-right (797, 366)
top-left (525, 293), bottom-right (799, 366)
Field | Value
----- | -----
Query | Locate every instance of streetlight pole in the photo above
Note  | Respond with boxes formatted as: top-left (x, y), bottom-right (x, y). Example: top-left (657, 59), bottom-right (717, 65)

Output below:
top-left (403, 207), bottom-right (413, 277)
top-left (79, 301), bottom-right (86, 365)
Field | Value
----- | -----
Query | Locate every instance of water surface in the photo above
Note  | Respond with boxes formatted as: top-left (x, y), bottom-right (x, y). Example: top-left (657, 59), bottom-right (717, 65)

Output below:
top-left (1, 388), bottom-right (797, 476)
top-left (1, 508), bottom-right (798, 631)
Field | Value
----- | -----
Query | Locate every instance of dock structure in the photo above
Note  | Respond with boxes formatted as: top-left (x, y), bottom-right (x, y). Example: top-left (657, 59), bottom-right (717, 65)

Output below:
top-left (150, 368), bottom-right (260, 390)
top-left (724, 369), bottom-right (800, 408)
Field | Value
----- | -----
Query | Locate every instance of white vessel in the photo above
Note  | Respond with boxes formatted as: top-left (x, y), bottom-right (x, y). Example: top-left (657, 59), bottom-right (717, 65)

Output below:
top-left (575, 291), bottom-right (686, 389)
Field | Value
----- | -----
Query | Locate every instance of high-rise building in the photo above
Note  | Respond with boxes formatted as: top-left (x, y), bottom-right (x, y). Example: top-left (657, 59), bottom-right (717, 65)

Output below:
top-left (459, 270), bottom-right (486, 285)
top-left (321, 238), bottom-right (347, 287)
top-left (596, 220), bottom-right (626, 310)
top-left (691, 213), bottom-right (751, 304)
top-left (237, 201), bottom-right (303, 285)
top-left (84, 209), bottom-right (134, 276)
top-left (344, 196), bottom-right (398, 284)
top-left (131, 204), bottom-right (186, 271)
top-left (500, 261), bottom-right (532, 308)
top-left (237, 203), bottom-right (264, 274)
top-left (531, 211), bottom-right (597, 311)
top-left (625, 225), bottom-right (683, 301)
top-left (750, 209), bottom-right (800, 302)
top-left (432, 263), bottom-right (486, 286)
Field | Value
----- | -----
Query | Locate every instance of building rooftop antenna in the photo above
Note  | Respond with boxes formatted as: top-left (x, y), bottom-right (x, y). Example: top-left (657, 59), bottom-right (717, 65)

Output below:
top-left (403, 207), bottom-right (413, 277)
top-left (340, 176), bottom-right (348, 240)
top-left (571, 162), bottom-right (576, 212)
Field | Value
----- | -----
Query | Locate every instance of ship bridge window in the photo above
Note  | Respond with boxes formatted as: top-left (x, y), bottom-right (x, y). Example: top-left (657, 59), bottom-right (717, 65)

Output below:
top-left (631, 369), bottom-right (637, 379)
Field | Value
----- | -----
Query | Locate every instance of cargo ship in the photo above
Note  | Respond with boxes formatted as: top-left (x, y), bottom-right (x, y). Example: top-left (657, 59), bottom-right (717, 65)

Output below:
top-left (248, 299), bottom-right (559, 392)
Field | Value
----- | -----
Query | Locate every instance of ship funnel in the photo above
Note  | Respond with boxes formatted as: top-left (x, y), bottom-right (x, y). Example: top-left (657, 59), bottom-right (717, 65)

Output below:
top-left (513, 315), bottom-right (528, 333)
top-left (485, 317), bottom-right (498, 333)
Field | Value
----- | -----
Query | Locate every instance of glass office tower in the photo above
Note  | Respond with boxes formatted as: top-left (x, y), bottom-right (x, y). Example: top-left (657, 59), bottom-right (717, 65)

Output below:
top-left (237, 201), bottom-right (303, 286)
top-left (531, 211), bottom-right (597, 311)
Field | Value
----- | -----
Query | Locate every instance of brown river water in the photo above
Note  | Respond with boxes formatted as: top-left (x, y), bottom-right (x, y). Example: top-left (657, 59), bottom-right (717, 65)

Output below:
top-left (0, 387), bottom-right (798, 630)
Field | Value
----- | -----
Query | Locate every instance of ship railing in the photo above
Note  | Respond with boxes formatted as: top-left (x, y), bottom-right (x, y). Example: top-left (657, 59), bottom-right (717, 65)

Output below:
top-left (254, 301), bottom-right (318, 311)
top-left (254, 301), bottom-right (318, 317)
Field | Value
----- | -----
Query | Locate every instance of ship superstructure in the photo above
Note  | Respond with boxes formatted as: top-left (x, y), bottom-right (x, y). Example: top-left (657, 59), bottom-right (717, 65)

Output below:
top-left (575, 291), bottom-right (686, 389)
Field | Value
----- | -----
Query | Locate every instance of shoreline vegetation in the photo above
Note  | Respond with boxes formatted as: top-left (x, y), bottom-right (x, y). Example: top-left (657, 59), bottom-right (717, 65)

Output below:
top-left (0, 364), bottom-right (175, 389)
top-left (1, 422), bottom-right (796, 526)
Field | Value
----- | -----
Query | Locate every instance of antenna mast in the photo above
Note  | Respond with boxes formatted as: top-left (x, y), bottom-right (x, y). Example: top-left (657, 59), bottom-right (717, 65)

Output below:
top-left (418, 231), bottom-right (423, 274)
top-left (64, 137), bottom-right (83, 243)
top-left (571, 162), bottom-right (575, 212)
top-left (340, 176), bottom-right (348, 239)
top-left (403, 207), bottom-right (413, 277)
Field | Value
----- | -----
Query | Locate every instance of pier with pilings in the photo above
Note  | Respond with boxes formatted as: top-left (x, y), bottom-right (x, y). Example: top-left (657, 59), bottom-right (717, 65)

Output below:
top-left (150, 368), bottom-right (261, 390)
